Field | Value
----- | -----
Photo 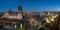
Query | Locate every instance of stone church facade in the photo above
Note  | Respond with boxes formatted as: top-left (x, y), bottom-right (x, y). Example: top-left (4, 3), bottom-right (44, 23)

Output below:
top-left (3, 5), bottom-right (23, 19)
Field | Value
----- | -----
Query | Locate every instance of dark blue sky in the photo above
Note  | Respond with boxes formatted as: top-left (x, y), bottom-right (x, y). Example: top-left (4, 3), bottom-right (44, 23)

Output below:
top-left (0, 0), bottom-right (60, 12)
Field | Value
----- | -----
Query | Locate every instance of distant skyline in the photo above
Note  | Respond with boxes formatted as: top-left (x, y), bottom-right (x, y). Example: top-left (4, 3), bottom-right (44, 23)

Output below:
top-left (0, 0), bottom-right (60, 12)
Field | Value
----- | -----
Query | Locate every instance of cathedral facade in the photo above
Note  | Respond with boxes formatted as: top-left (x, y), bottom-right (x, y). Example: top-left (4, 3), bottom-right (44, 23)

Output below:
top-left (3, 5), bottom-right (23, 19)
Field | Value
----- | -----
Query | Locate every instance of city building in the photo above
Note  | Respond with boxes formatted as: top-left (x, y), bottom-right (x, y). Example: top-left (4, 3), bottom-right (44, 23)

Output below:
top-left (3, 5), bottom-right (23, 19)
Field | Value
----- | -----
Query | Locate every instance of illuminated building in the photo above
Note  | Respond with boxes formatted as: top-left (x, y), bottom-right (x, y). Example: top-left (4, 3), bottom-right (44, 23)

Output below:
top-left (3, 5), bottom-right (23, 19)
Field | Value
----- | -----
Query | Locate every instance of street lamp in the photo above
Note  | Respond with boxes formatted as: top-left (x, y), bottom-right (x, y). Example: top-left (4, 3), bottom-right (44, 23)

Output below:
top-left (14, 24), bottom-right (17, 28)
top-left (14, 24), bottom-right (17, 30)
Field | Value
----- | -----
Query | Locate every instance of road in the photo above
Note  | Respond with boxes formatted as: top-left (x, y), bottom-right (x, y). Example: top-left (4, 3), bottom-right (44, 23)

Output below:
top-left (53, 14), bottom-right (59, 30)
top-left (50, 14), bottom-right (59, 30)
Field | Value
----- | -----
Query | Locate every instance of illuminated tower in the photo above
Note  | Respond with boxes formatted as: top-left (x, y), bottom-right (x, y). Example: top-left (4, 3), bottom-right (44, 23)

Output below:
top-left (17, 5), bottom-right (23, 19)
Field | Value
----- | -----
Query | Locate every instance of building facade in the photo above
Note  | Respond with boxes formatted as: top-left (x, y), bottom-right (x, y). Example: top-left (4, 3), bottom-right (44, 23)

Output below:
top-left (3, 5), bottom-right (23, 19)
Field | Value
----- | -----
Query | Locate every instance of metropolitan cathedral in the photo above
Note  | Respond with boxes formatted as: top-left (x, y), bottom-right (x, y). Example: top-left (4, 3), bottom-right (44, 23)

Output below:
top-left (3, 5), bottom-right (23, 19)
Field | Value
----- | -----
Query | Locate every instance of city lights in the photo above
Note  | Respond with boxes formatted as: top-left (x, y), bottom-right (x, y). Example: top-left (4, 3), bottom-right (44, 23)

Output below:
top-left (45, 18), bottom-right (51, 23)
top-left (51, 18), bottom-right (54, 21)
top-left (0, 4), bottom-right (59, 30)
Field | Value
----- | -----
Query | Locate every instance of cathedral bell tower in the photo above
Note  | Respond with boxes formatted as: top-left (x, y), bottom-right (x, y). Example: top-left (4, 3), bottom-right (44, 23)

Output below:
top-left (17, 5), bottom-right (23, 19)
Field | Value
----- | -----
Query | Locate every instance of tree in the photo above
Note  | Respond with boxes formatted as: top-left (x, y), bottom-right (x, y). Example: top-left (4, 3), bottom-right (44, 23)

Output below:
top-left (0, 15), bottom-right (1, 17)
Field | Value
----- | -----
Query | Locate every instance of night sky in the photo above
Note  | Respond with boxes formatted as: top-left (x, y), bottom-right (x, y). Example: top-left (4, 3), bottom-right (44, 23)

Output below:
top-left (0, 0), bottom-right (60, 12)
